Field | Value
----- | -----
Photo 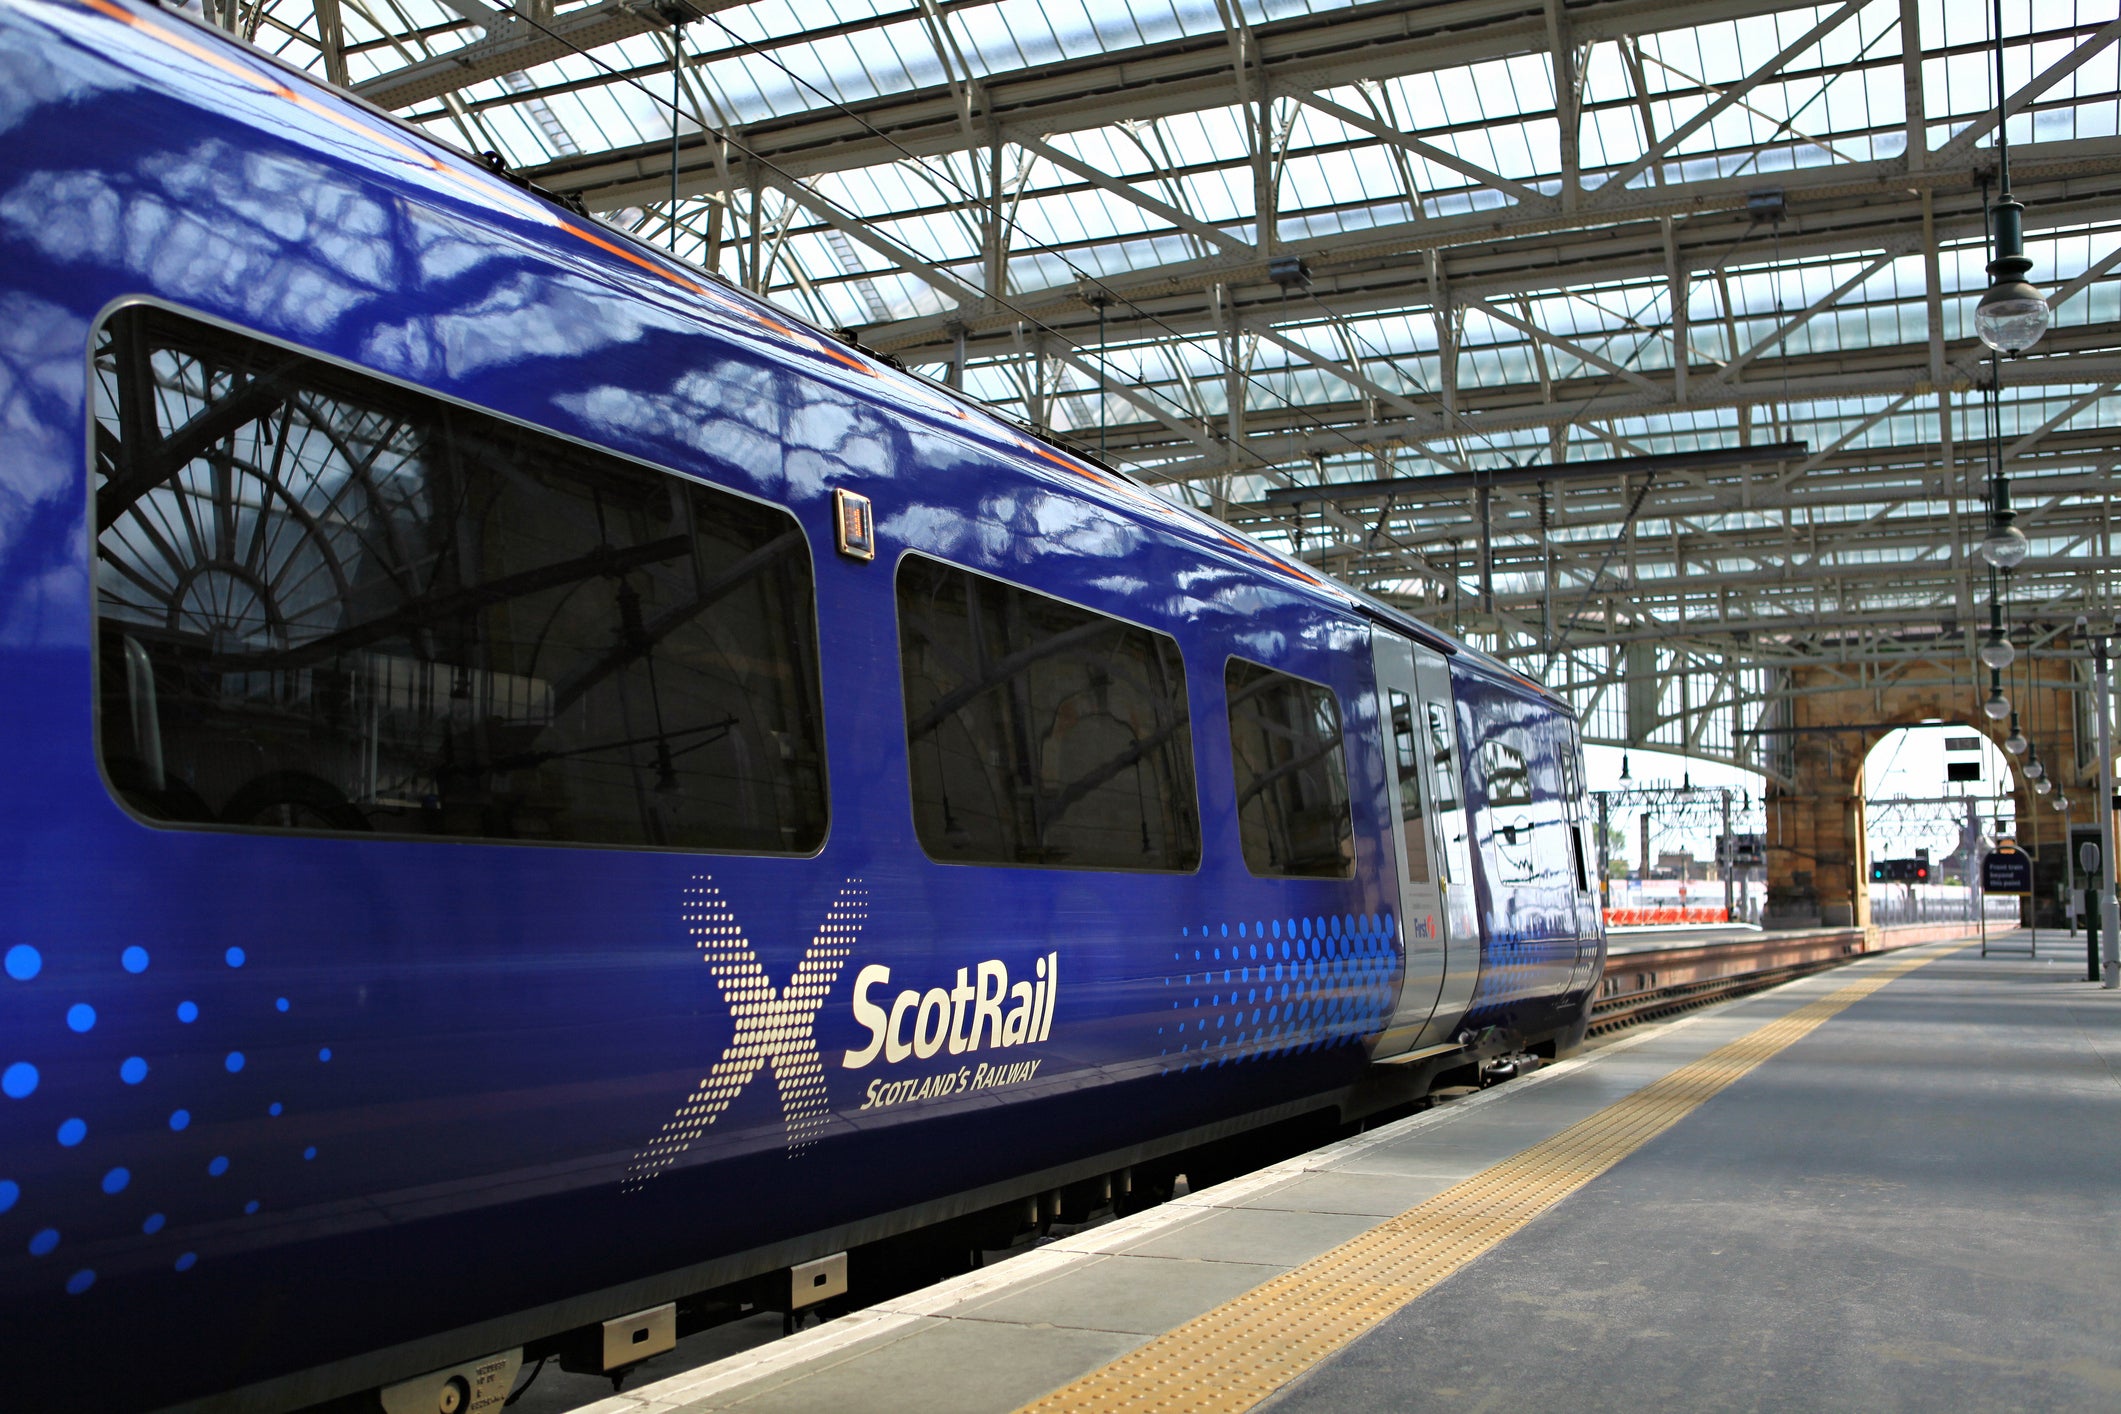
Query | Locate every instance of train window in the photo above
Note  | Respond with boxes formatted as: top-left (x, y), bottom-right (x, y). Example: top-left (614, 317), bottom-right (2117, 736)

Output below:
top-left (895, 555), bottom-right (1200, 871)
top-left (1225, 659), bottom-right (1355, 879)
top-left (1425, 702), bottom-right (1462, 815)
top-left (90, 305), bottom-right (829, 853)
top-left (1558, 732), bottom-right (1592, 892)
top-left (1483, 741), bottom-right (1533, 807)
top-left (1387, 690), bottom-right (1430, 884)
top-left (1424, 701), bottom-right (1463, 886)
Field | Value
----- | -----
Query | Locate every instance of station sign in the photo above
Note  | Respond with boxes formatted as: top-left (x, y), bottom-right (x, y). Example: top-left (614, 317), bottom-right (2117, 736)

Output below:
top-left (1981, 847), bottom-right (2033, 895)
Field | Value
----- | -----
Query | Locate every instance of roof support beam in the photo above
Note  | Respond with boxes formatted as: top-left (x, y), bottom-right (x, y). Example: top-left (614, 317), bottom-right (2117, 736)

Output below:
top-left (1290, 91), bottom-right (1556, 212)
top-left (1707, 247), bottom-right (1902, 387)
top-left (353, 0), bottom-right (701, 111)
top-left (1589, 0), bottom-right (1867, 203)
top-left (1012, 133), bottom-right (1254, 258)
top-left (1464, 295), bottom-right (1665, 398)
top-left (759, 172), bottom-right (983, 310)
top-left (1934, 16), bottom-right (2121, 163)
top-left (1129, 348), bottom-right (2121, 482)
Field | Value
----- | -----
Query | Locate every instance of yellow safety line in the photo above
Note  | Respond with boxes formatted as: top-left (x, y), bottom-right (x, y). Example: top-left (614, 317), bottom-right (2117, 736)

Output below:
top-left (1015, 943), bottom-right (1964, 1414)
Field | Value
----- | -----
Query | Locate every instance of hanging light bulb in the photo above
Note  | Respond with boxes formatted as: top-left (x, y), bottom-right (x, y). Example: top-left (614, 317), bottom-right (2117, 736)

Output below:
top-left (1975, 200), bottom-right (2051, 356)
top-left (1979, 506), bottom-right (2030, 570)
top-left (1975, 279), bottom-right (2051, 356)
top-left (1619, 752), bottom-right (1631, 781)
top-left (2003, 714), bottom-right (2029, 755)
top-left (2053, 794), bottom-right (2071, 812)
top-left (1979, 627), bottom-right (2016, 670)
top-left (2032, 775), bottom-right (2053, 796)
top-left (2025, 755), bottom-right (2045, 781)
top-left (1983, 685), bottom-right (2010, 720)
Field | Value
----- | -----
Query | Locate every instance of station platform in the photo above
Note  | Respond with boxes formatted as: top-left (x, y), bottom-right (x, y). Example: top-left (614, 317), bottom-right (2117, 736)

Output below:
top-left (572, 937), bottom-right (2121, 1414)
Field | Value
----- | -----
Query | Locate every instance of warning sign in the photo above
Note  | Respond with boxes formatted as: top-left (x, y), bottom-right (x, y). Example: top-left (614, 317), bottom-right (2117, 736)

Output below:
top-left (1981, 848), bottom-right (2033, 895)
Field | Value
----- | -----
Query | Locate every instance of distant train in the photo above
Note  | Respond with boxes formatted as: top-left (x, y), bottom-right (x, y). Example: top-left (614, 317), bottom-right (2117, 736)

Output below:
top-left (0, 3), bottom-right (1603, 1409)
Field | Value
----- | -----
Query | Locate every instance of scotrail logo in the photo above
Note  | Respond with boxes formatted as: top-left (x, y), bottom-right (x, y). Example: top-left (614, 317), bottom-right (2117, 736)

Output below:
top-left (838, 952), bottom-right (1058, 1068)
top-left (625, 877), bottom-right (868, 1188)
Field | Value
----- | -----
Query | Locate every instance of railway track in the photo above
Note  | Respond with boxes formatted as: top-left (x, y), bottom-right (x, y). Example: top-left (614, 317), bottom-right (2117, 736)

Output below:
top-left (1585, 926), bottom-right (1978, 1037)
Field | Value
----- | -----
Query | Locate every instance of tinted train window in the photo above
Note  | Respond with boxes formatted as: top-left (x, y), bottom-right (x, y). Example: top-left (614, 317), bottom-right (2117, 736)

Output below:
top-left (896, 555), bottom-right (1200, 870)
top-left (91, 305), bottom-right (827, 853)
top-left (1225, 659), bottom-right (1354, 879)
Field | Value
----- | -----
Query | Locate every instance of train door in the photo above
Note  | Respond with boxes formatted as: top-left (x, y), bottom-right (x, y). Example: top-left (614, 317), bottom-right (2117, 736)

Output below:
top-left (1372, 632), bottom-right (1481, 1055)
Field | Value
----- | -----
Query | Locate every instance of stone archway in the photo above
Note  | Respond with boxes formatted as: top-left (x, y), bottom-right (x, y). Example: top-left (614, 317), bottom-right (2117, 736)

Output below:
top-left (1761, 657), bottom-right (2084, 931)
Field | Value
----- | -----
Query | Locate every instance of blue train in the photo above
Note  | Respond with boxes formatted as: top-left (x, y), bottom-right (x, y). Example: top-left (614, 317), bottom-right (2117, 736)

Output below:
top-left (0, 3), bottom-right (1604, 1408)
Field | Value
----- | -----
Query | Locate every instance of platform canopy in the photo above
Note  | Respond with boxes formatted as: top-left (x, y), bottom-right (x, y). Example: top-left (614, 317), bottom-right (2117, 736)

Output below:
top-left (195, 0), bottom-right (2121, 779)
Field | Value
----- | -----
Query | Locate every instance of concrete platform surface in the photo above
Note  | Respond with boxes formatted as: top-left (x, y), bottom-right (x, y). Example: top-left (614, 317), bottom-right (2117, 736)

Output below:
top-left (576, 941), bottom-right (2121, 1414)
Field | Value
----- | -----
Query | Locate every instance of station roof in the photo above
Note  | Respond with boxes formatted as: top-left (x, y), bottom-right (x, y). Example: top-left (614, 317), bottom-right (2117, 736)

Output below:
top-left (199, 0), bottom-right (2121, 774)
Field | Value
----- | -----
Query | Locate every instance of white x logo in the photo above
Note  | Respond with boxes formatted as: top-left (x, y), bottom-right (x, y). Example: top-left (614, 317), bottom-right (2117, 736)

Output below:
top-left (625, 876), bottom-right (868, 1188)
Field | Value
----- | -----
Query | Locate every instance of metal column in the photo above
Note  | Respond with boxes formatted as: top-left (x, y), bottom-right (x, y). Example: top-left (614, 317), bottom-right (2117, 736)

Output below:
top-left (2096, 636), bottom-right (2117, 988)
top-left (1721, 789), bottom-right (1734, 923)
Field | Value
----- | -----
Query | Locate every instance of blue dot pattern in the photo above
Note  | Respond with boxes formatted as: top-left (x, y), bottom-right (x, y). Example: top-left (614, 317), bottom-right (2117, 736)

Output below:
top-left (1159, 915), bottom-right (1396, 1075)
top-left (1459, 916), bottom-right (1580, 1026)
top-left (0, 933), bottom-right (331, 1296)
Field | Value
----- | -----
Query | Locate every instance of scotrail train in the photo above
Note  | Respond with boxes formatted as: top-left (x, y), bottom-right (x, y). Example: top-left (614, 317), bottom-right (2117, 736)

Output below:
top-left (0, 3), bottom-right (1604, 1408)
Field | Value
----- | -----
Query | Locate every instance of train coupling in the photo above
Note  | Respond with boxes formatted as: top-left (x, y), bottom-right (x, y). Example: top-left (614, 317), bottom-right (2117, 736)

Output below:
top-left (1479, 1053), bottom-right (1540, 1087)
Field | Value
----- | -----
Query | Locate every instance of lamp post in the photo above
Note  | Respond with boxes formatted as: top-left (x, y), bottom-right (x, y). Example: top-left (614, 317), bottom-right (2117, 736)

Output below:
top-left (2099, 630), bottom-right (2118, 988)
top-left (1973, 0), bottom-right (2050, 360)
top-left (1971, 0), bottom-right (2047, 736)
top-left (2080, 616), bottom-right (2119, 988)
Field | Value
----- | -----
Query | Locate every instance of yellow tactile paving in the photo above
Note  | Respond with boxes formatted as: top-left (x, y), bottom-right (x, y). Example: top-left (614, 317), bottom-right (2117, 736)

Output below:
top-left (1014, 944), bottom-right (1961, 1414)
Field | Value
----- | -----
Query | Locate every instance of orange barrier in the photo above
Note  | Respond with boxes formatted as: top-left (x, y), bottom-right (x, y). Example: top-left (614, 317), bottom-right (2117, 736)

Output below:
top-left (1603, 905), bottom-right (1728, 926)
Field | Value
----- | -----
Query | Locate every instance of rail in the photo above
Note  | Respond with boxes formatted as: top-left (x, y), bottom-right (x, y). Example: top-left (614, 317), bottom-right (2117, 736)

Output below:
top-left (1587, 923), bottom-right (1994, 1037)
